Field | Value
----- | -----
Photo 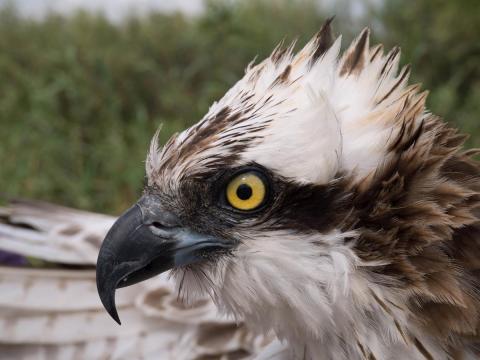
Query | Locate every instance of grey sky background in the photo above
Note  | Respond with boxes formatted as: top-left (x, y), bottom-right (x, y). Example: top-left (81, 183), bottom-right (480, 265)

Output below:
top-left (0, 0), bottom-right (205, 21)
top-left (0, 0), bottom-right (379, 22)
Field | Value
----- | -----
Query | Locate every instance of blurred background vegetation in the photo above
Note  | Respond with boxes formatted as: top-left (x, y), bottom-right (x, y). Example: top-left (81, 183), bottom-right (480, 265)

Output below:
top-left (0, 0), bottom-right (478, 214)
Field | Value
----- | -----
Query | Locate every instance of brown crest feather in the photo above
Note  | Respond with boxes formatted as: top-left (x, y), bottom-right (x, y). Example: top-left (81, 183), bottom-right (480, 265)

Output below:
top-left (340, 28), bottom-right (370, 76)
top-left (309, 17), bottom-right (335, 66)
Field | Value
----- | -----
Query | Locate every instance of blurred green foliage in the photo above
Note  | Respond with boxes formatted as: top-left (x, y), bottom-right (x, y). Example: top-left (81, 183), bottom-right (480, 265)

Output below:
top-left (378, 0), bottom-right (480, 147)
top-left (0, 0), bottom-right (478, 213)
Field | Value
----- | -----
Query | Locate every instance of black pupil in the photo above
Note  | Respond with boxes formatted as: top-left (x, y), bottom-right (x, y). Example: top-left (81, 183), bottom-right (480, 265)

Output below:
top-left (236, 183), bottom-right (253, 200)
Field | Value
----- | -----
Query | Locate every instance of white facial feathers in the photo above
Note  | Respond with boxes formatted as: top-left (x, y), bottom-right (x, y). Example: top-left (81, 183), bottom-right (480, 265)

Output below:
top-left (147, 23), bottom-right (425, 187)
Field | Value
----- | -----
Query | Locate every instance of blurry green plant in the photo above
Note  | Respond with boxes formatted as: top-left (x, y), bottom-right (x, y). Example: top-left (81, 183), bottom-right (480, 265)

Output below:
top-left (378, 0), bottom-right (480, 147)
top-left (0, 0), bottom-right (478, 213)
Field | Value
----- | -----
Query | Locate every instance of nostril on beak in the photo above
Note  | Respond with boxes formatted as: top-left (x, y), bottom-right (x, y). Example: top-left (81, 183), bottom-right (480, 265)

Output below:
top-left (147, 216), bottom-right (180, 237)
top-left (151, 221), bottom-right (165, 229)
top-left (149, 218), bottom-right (180, 229)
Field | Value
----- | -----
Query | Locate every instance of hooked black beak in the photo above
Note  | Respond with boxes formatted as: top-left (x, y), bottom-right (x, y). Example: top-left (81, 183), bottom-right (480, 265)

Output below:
top-left (96, 195), bottom-right (231, 324)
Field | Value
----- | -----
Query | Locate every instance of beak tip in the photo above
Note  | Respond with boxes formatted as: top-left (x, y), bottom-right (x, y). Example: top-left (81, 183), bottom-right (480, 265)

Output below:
top-left (96, 269), bottom-right (122, 325)
top-left (98, 286), bottom-right (123, 325)
top-left (110, 311), bottom-right (122, 325)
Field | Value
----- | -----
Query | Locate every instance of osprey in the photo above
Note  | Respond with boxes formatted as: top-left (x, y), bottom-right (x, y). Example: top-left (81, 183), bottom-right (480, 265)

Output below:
top-left (97, 20), bottom-right (480, 359)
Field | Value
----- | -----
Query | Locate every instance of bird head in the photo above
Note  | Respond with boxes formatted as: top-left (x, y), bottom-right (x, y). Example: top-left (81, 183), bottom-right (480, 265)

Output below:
top-left (97, 19), bottom-right (476, 350)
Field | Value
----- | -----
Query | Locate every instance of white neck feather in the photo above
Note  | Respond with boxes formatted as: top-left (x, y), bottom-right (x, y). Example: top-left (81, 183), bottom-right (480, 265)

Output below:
top-left (190, 230), bottom-right (451, 359)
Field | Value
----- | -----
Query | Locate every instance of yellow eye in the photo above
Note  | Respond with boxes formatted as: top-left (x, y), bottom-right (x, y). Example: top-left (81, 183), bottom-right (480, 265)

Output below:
top-left (226, 172), bottom-right (266, 211)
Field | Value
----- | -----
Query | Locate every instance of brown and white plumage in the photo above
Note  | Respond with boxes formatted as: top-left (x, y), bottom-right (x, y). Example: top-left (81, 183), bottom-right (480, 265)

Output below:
top-left (96, 20), bottom-right (480, 359)
top-left (0, 200), bottom-right (267, 359)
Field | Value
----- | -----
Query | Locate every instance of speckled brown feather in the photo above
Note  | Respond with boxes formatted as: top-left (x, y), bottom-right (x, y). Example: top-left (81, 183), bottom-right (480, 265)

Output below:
top-left (347, 112), bottom-right (480, 356)
top-left (322, 31), bottom-right (480, 352)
